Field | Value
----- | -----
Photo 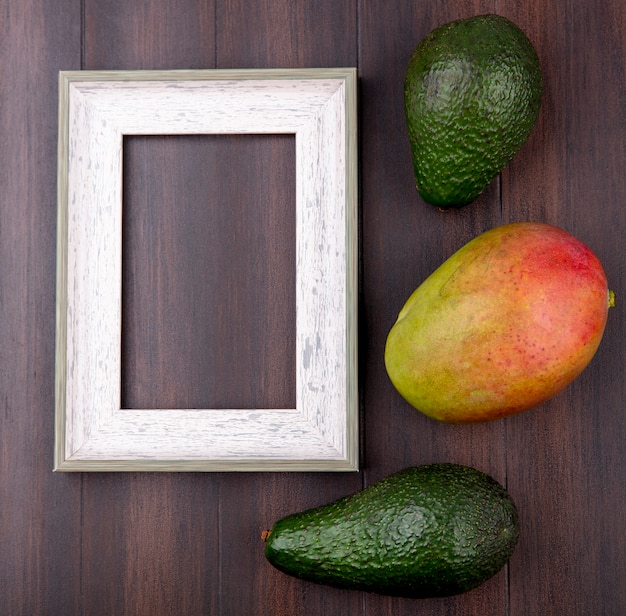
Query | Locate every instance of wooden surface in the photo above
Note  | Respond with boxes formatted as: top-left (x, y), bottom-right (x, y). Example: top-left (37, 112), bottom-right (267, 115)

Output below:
top-left (1, 0), bottom-right (623, 614)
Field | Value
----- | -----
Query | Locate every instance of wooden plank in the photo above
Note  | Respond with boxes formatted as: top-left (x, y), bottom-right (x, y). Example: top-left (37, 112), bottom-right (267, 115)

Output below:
top-left (79, 2), bottom-right (221, 615)
top-left (217, 0), bottom-right (357, 69)
top-left (357, 2), bottom-right (516, 614)
top-left (84, 0), bottom-right (216, 70)
top-left (214, 2), bottom-right (362, 615)
top-left (501, 2), bottom-right (626, 614)
top-left (0, 1), bottom-right (82, 614)
top-left (80, 474), bottom-right (220, 616)
top-left (121, 134), bottom-right (296, 412)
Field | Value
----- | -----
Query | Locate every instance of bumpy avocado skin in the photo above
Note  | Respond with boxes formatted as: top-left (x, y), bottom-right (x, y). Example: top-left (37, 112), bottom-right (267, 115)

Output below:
top-left (264, 464), bottom-right (519, 598)
top-left (404, 14), bottom-right (542, 208)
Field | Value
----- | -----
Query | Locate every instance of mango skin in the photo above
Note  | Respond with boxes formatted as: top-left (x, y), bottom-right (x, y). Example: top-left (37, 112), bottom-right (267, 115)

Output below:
top-left (384, 222), bottom-right (613, 423)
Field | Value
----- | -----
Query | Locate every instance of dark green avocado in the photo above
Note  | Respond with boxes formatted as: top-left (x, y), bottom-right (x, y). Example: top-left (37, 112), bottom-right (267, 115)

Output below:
top-left (263, 464), bottom-right (519, 598)
top-left (404, 14), bottom-right (542, 208)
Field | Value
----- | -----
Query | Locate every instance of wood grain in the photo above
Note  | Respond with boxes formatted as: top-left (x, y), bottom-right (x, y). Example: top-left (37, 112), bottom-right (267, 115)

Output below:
top-left (122, 134), bottom-right (296, 411)
top-left (214, 3), bottom-right (363, 615)
top-left (0, 1), bottom-right (82, 614)
top-left (1, 0), bottom-right (624, 614)
top-left (500, 2), bottom-right (626, 613)
top-left (84, 0), bottom-right (216, 71)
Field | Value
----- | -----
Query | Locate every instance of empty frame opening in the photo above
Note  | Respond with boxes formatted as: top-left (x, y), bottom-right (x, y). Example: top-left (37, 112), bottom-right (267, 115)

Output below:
top-left (121, 134), bottom-right (297, 410)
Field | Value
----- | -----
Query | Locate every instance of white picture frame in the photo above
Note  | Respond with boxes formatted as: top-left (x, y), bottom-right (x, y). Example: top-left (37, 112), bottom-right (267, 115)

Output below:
top-left (54, 68), bottom-right (358, 471)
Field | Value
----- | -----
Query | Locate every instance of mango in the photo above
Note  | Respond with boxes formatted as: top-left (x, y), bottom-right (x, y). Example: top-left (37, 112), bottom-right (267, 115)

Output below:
top-left (384, 222), bottom-right (614, 423)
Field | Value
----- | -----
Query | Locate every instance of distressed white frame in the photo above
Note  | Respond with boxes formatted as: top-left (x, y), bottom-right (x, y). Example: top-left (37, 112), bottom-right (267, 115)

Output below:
top-left (55, 69), bottom-right (358, 471)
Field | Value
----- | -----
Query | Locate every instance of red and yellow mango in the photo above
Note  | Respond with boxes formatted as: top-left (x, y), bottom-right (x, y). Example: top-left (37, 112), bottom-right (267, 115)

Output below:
top-left (384, 222), bottom-right (614, 423)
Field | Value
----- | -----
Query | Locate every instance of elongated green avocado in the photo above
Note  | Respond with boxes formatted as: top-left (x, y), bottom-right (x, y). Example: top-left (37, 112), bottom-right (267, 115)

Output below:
top-left (263, 464), bottom-right (519, 598)
top-left (405, 14), bottom-right (542, 208)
